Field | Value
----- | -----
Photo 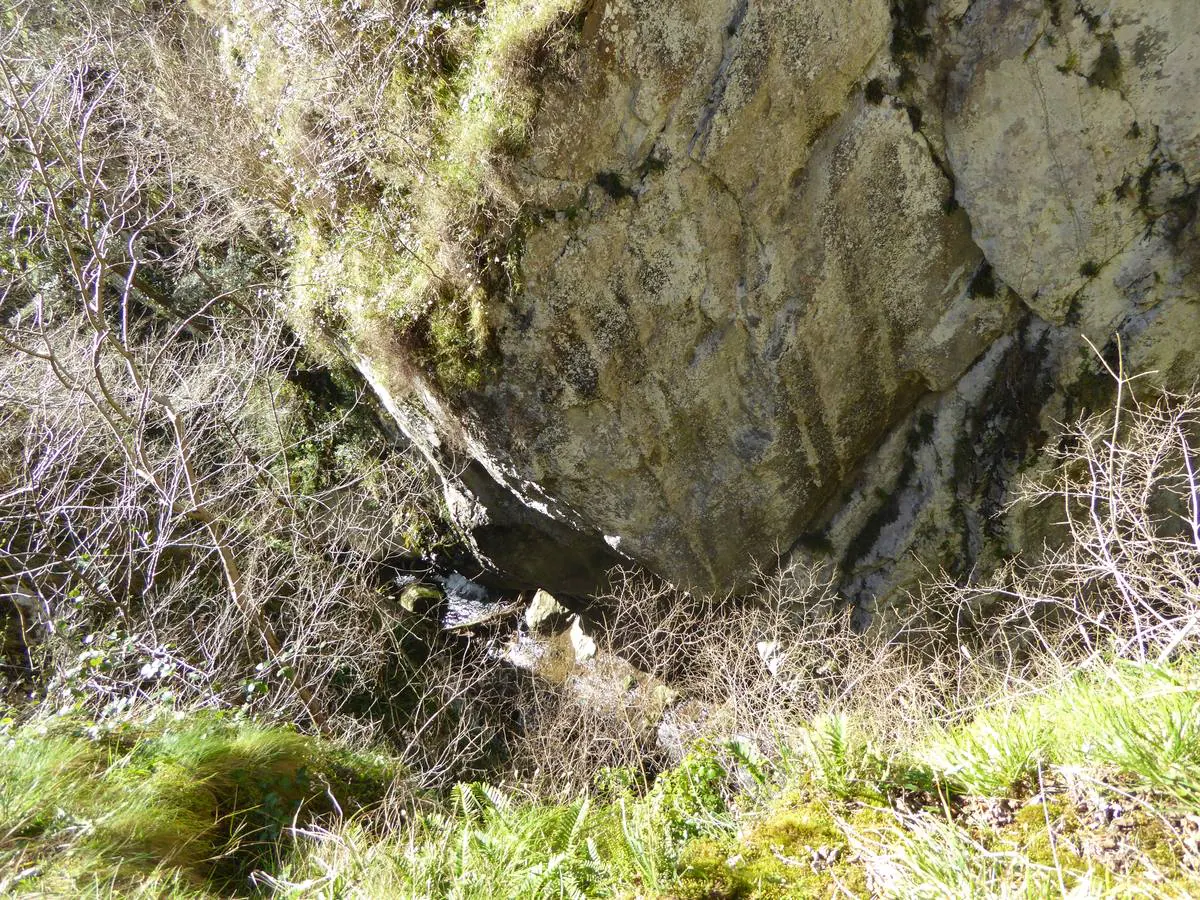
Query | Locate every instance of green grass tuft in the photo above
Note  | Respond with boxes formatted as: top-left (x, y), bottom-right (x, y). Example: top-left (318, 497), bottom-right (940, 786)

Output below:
top-left (11, 655), bottom-right (1200, 897)
top-left (0, 709), bottom-right (399, 895)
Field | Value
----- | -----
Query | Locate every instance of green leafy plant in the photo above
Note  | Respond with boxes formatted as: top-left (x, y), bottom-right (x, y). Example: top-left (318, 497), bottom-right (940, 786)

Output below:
top-left (646, 745), bottom-right (731, 850)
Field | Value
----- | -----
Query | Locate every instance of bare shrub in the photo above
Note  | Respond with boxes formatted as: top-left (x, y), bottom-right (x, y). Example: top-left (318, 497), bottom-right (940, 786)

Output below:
top-left (0, 285), bottom-right (512, 778)
top-left (2, 309), bottom-right (414, 720)
top-left (918, 361), bottom-right (1200, 672)
top-left (511, 562), bottom-right (936, 792)
top-left (0, 4), bottom-right (530, 790)
top-left (512, 670), bottom-right (672, 796)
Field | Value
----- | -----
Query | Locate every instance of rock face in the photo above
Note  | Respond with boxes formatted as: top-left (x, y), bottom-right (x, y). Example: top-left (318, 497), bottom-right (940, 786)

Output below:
top-left (363, 0), bottom-right (1200, 604)
top-left (945, 0), bottom-right (1199, 325)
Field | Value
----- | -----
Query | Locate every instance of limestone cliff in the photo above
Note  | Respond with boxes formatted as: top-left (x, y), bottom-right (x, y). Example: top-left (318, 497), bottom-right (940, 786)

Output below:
top-left (336, 0), bottom-right (1199, 604)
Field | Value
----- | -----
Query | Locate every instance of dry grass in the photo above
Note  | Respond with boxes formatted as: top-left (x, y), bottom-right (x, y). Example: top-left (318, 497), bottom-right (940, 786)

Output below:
top-left (508, 562), bottom-right (929, 796)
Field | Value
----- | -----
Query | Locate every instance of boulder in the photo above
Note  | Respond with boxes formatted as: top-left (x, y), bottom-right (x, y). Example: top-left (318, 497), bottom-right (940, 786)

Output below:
top-left (398, 583), bottom-right (444, 616)
top-left (350, 0), bottom-right (1200, 606)
top-left (944, 0), bottom-right (1200, 324)
top-left (378, 0), bottom-right (1021, 595)
top-left (525, 589), bottom-right (570, 633)
top-left (569, 615), bottom-right (597, 662)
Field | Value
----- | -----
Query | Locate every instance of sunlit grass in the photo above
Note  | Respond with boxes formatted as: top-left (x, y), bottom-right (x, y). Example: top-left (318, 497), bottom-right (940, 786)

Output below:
top-left (8, 655), bottom-right (1200, 897)
top-left (0, 710), bottom-right (397, 896)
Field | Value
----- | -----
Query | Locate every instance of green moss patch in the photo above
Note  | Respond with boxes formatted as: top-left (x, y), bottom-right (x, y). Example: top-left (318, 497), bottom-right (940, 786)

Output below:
top-left (0, 709), bottom-right (400, 895)
top-left (1087, 38), bottom-right (1122, 91)
top-left (243, 0), bottom-right (589, 395)
top-left (675, 794), bottom-right (869, 899)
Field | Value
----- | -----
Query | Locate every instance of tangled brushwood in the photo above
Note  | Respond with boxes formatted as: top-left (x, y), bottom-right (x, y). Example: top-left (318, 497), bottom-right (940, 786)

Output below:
top-left (0, 0), bottom-right (524, 783)
top-left (922, 360), bottom-right (1200, 668)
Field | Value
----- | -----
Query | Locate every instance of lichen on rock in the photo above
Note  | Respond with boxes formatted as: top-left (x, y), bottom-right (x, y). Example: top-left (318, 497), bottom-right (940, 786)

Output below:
top-left (232, 0), bottom-right (1200, 604)
top-left (390, 0), bottom-right (1023, 594)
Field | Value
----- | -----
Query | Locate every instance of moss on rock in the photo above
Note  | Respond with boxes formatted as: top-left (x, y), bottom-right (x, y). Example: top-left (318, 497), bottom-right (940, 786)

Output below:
top-left (222, 0), bottom-right (588, 396)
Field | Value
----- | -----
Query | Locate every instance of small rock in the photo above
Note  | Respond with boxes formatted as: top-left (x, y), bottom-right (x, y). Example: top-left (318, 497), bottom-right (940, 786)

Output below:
top-left (1096, 800), bottom-right (1123, 825)
top-left (399, 583), bottom-right (443, 615)
top-left (525, 588), bottom-right (569, 633)
top-left (756, 640), bottom-right (784, 675)
top-left (969, 797), bottom-right (1016, 828)
top-left (569, 616), bottom-right (597, 662)
top-left (440, 573), bottom-right (490, 604)
top-left (807, 844), bottom-right (842, 871)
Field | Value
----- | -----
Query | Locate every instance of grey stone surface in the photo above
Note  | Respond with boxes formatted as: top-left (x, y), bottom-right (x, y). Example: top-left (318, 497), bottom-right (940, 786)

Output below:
top-left (354, 0), bottom-right (1200, 605)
